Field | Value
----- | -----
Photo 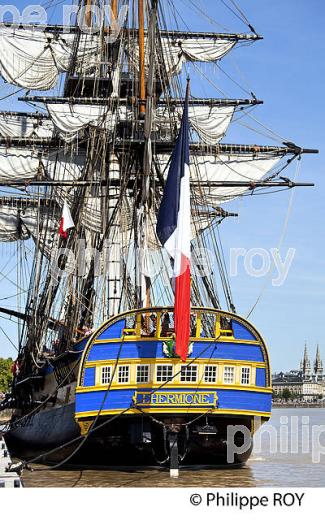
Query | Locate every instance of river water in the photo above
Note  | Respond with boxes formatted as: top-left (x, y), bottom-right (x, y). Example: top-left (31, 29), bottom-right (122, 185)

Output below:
top-left (18, 409), bottom-right (325, 487)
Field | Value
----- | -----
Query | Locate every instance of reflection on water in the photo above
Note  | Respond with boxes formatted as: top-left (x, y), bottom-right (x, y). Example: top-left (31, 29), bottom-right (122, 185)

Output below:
top-left (22, 466), bottom-right (258, 488)
top-left (21, 409), bottom-right (325, 488)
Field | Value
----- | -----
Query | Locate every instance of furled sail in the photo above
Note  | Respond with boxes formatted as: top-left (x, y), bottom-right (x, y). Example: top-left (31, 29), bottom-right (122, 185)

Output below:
top-left (46, 102), bottom-right (235, 145)
top-left (0, 28), bottom-right (100, 90)
top-left (46, 151), bottom-right (85, 181)
top-left (0, 147), bottom-right (85, 183)
top-left (0, 204), bottom-right (56, 246)
top-left (135, 151), bottom-right (282, 249)
top-left (0, 149), bottom-right (282, 241)
top-left (0, 113), bottom-right (54, 138)
top-left (0, 147), bottom-right (42, 182)
top-left (46, 104), bottom-right (118, 142)
top-left (0, 205), bottom-right (30, 242)
top-left (0, 200), bottom-right (97, 276)
top-left (19, 206), bottom-right (58, 256)
top-left (156, 152), bottom-right (282, 205)
top-left (80, 195), bottom-right (102, 233)
top-left (127, 36), bottom-right (236, 76)
top-left (154, 105), bottom-right (235, 145)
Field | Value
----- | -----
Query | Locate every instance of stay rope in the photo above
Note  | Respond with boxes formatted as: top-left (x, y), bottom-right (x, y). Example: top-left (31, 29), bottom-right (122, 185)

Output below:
top-left (246, 157), bottom-right (302, 319)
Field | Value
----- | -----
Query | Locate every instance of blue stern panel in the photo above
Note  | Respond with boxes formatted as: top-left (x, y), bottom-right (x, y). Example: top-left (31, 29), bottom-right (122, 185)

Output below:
top-left (75, 307), bottom-right (272, 420)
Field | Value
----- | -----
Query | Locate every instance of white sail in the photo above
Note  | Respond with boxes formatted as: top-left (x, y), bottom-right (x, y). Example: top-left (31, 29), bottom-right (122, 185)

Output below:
top-left (0, 147), bottom-right (42, 182)
top-left (0, 28), bottom-right (100, 90)
top-left (46, 102), bottom-right (234, 145)
top-left (46, 151), bottom-right (85, 181)
top-left (0, 204), bottom-right (56, 246)
top-left (47, 102), bottom-right (233, 144)
top-left (132, 151), bottom-right (282, 249)
top-left (48, 150), bottom-right (282, 238)
top-left (0, 28), bottom-right (238, 89)
top-left (0, 200), bottom-right (98, 275)
top-left (46, 104), bottom-right (117, 142)
top-left (127, 36), bottom-right (236, 76)
top-left (188, 106), bottom-right (234, 145)
top-left (0, 147), bottom-right (85, 183)
top-left (20, 206), bottom-right (58, 256)
top-left (0, 148), bottom-right (103, 236)
top-left (0, 113), bottom-right (54, 138)
top-left (156, 152), bottom-right (282, 205)
top-left (190, 153), bottom-right (282, 204)
top-left (80, 195), bottom-right (102, 233)
top-left (154, 105), bottom-right (234, 145)
top-left (0, 205), bottom-right (29, 242)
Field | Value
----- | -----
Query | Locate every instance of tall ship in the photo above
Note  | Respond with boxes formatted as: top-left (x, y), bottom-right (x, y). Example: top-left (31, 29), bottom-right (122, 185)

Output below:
top-left (0, 0), bottom-right (317, 470)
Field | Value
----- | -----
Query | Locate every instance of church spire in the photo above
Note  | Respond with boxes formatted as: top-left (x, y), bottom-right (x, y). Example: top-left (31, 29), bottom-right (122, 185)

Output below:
top-left (304, 342), bottom-right (308, 360)
top-left (314, 344), bottom-right (323, 381)
top-left (302, 342), bottom-right (312, 379)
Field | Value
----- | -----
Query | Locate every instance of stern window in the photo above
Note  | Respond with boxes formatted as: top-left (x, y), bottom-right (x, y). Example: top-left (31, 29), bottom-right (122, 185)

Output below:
top-left (118, 365), bottom-right (130, 384)
top-left (180, 365), bottom-right (198, 383)
top-left (136, 365), bottom-right (150, 383)
top-left (241, 367), bottom-right (251, 385)
top-left (204, 365), bottom-right (217, 383)
top-left (223, 366), bottom-right (235, 384)
top-left (156, 365), bottom-right (173, 383)
top-left (101, 366), bottom-right (111, 385)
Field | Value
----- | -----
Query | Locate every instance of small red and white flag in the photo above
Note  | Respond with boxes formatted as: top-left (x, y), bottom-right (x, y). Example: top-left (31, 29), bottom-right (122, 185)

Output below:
top-left (59, 200), bottom-right (75, 239)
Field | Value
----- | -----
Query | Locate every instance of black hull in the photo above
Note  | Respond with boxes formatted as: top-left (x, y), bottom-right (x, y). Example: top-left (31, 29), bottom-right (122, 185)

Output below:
top-left (5, 403), bottom-right (81, 463)
top-left (5, 404), bottom-right (253, 467)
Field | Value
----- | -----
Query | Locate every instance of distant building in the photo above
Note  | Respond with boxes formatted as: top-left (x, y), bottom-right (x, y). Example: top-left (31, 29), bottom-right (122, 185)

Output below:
top-left (272, 344), bottom-right (325, 401)
top-left (314, 345), bottom-right (323, 381)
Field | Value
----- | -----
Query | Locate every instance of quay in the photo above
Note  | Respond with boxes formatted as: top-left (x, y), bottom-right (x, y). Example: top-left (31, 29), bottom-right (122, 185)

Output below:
top-left (272, 402), bottom-right (325, 408)
top-left (0, 433), bottom-right (22, 488)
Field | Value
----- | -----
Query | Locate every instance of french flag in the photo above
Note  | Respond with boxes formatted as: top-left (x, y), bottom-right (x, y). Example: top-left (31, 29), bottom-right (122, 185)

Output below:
top-left (156, 81), bottom-right (191, 361)
top-left (59, 200), bottom-right (75, 239)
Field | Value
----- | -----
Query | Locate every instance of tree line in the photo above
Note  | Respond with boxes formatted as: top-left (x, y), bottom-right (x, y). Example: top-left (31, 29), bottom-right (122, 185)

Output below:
top-left (0, 357), bottom-right (13, 394)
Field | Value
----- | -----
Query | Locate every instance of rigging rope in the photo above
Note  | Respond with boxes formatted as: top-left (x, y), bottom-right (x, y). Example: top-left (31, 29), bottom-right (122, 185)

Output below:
top-left (0, 87), bottom-right (25, 102)
top-left (11, 335), bottom-right (221, 472)
top-left (27, 334), bottom-right (127, 471)
top-left (178, 0), bottom-right (230, 32)
top-left (3, 355), bottom-right (82, 433)
top-left (220, 0), bottom-right (256, 33)
top-left (246, 157), bottom-right (302, 319)
top-left (0, 324), bottom-right (18, 351)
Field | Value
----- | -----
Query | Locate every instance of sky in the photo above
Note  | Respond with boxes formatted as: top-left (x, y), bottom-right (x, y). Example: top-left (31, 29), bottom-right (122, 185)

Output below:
top-left (0, 0), bottom-right (324, 372)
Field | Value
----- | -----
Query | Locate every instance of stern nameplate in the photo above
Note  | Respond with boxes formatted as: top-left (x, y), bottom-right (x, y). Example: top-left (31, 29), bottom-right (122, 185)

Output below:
top-left (135, 391), bottom-right (218, 408)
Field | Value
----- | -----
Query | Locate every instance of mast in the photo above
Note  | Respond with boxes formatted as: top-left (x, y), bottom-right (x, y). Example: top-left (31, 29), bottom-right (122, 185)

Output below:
top-left (85, 0), bottom-right (92, 27)
top-left (0, 0), bottom-right (319, 359)
top-left (107, 0), bottom-right (121, 316)
top-left (139, 0), bottom-right (158, 308)
top-left (138, 0), bottom-right (146, 116)
top-left (107, 153), bottom-right (122, 317)
top-left (111, 0), bottom-right (118, 18)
